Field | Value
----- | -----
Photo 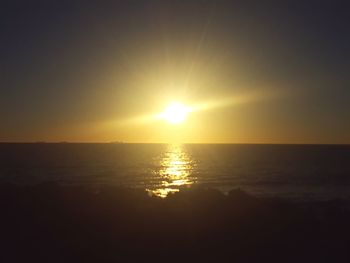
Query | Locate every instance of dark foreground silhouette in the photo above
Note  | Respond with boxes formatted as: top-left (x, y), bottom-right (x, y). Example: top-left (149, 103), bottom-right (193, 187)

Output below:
top-left (1, 183), bottom-right (350, 262)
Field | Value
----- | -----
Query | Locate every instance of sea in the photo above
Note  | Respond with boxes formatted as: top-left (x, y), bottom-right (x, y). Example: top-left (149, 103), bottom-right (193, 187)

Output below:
top-left (1, 143), bottom-right (350, 201)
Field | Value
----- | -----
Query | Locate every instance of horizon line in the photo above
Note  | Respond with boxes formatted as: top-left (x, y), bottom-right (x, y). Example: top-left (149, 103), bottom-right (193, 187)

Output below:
top-left (0, 141), bottom-right (349, 146)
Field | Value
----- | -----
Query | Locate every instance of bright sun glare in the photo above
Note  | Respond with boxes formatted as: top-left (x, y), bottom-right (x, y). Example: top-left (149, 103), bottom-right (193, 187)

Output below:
top-left (161, 102), bottom-right (192, 124)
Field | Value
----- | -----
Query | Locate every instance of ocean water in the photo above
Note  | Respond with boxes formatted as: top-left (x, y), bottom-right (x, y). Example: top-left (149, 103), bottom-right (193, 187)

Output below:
top-left (1, 143), bottom-right (350, 200)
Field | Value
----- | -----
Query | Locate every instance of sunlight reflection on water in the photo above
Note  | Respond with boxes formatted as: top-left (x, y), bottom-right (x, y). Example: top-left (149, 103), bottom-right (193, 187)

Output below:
top-left (149, 144), bottom-right (196, 198)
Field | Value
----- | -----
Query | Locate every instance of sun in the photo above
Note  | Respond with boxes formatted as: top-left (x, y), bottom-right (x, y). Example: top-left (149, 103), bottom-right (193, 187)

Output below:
top-left (161, 102), bottom-right (192, 124)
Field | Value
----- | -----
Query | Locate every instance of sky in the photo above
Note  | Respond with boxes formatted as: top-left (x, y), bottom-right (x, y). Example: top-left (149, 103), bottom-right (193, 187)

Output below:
top-left (1, 0), bottom-right (349, 143)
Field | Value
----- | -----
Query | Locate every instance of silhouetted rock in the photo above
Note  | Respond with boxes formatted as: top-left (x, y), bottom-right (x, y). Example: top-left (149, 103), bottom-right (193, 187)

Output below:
top-left (0, 183), bottom-right (349, 262)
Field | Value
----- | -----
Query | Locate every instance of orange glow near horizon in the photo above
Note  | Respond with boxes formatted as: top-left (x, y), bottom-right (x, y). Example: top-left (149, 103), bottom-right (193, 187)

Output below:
top-left (58, 87), bottom-right (312, 144)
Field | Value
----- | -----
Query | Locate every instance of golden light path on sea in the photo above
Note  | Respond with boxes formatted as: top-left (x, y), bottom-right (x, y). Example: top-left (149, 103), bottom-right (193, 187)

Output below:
top-left (149, 144), bottom-right (196, 198)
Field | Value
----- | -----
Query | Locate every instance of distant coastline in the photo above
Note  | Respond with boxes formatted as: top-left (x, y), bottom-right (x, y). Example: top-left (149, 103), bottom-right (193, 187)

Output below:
top-left (0, 141), bottom-right (349, 145)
